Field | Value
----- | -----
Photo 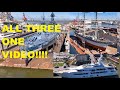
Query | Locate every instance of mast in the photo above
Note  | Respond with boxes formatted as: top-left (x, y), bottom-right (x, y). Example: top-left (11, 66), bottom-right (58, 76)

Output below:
top-left (76, 12), bottom-right (79, 23)
top-left (43, 12), bottom-right (45, 22)
top-left (83, 12), bottom-right (86, 36)
top-left (95, 12), bottom-right (98, 40)
top-left (41, 12), bottom-right (45, 24)
top-left (50, 12), bottom-right (55, 24)
top-left (83, 12), bottom-right (86, 48)
top-left (78, 12), bottom-right (79, 21)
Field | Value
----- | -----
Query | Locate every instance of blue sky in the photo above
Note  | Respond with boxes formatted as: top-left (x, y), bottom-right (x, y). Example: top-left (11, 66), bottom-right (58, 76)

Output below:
top-left (11, 12), bottom-right (118, 20)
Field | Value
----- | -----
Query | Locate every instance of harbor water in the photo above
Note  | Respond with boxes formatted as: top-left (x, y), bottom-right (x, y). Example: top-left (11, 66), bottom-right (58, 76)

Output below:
top-left (0, 66), bottom-right (53, 78)
top-left (70, 30), bottom-right (79, 54)
top-left (91, 23), bottom-right (117, 28)
top-left (70, 45), bottom-right (78, 54)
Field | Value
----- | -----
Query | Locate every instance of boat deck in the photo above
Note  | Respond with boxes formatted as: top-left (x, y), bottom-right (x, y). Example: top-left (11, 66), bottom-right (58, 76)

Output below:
top-left (69, 36), bottom-right (107, 55)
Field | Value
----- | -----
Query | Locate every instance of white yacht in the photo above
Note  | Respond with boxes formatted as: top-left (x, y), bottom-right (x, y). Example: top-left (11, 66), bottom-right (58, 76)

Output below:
top-left (55, 54), bottom-right (118, 78)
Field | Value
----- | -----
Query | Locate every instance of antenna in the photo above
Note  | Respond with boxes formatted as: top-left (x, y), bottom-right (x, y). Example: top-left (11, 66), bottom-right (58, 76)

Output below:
top-left (82, 12), bottom-right (86, 48)
top-left (97, 54), bottom-right (104, 65)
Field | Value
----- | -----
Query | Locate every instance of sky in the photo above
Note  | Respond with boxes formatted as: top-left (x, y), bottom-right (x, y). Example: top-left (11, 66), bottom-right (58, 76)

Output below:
top-left (11, 12), bottom-right (119, 21)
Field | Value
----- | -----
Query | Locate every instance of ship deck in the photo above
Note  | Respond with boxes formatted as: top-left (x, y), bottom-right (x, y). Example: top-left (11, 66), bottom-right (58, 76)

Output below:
top-left (0, 33), bottom-right (66, 70)
top-left (77, 28), bottom-right (118, 43)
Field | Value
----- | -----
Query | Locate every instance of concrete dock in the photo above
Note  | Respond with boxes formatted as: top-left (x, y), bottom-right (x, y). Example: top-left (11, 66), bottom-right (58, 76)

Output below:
top-left (53, 33), bottom-right (66, 53)
top-left (0, 45), bottom-right (53, 70)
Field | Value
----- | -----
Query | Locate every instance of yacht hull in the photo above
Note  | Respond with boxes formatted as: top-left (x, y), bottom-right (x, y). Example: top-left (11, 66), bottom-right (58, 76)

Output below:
top-left (62, 75), bottom-right (119, 78)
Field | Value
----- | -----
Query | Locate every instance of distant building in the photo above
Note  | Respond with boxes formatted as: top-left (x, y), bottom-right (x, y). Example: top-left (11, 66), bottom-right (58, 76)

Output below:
top-left (53, 52), bottom-right (70, 59)
top-left (0, 12), bottom-right (14, 21)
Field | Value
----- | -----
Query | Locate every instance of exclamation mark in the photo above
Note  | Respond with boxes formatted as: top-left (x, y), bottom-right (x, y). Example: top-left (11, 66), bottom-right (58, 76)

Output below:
top-left (39, 51), bottom-right (41, 58)
top-left (36, 51), bottom-right (38, 58)
top-left (45, 51), bottom-right (48, 58)
top-left (41, 51), bottom-right (45, 58)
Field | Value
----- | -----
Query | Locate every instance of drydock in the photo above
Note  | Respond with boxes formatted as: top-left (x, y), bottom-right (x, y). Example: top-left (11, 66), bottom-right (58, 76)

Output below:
top-left (0, 26), bottom-right (67, 70)
top-left (0, 12), bottom-right (67, 70)
top-left (0, 32), bottom-right (66, 69)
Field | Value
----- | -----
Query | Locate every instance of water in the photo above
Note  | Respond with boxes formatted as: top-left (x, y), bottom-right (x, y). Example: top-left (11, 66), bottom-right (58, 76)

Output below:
top-left (70, 45), bottom-right (78, 54)
top-left (91, 23), bottom-right (117, 28)
top-left (0, 67), bottom-right (53, 78)
top-left (69, 30), bottom-right (79, 54)
top-left (70, 30), bottom-right (75, 36)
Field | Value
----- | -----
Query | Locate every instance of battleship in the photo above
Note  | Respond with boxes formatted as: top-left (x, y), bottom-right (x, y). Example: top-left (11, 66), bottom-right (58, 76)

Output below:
top-left (0, 12), bottom-right (65, 69)
top-left (20, 12), bottom-right (60, 51)
top-left (20, 32), bottom-right (59, 51)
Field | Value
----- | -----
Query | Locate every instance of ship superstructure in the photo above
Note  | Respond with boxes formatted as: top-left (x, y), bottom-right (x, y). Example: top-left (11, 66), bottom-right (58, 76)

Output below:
top-left (55, 54), bottom-right (118, 78)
